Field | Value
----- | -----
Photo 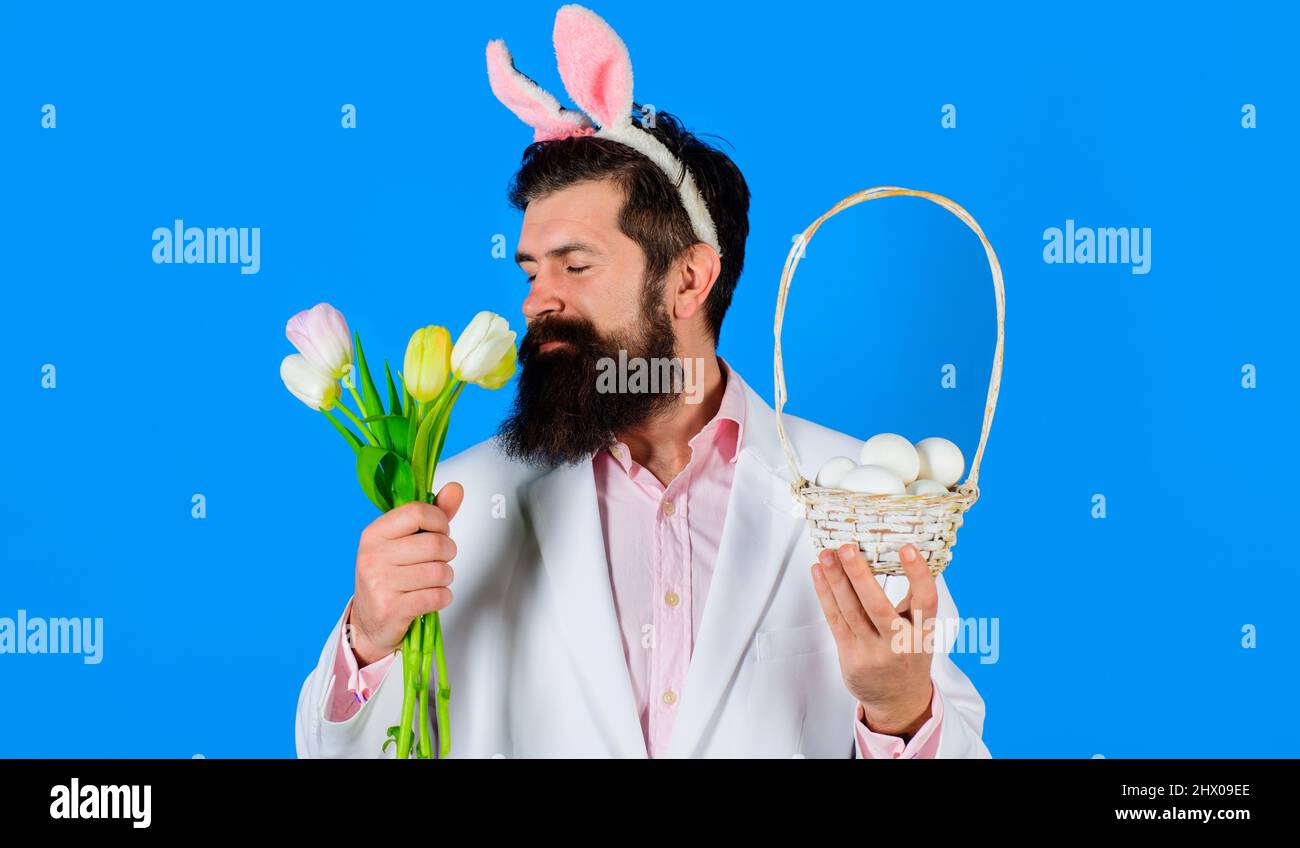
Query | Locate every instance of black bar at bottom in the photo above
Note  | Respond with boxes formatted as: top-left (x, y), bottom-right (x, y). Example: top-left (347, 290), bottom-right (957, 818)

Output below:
top-left (0, 758), bottom-right (1281, 833)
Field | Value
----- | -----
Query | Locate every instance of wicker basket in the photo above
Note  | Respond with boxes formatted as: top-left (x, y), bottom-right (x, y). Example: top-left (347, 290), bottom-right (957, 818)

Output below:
top-left (774, 187), bottom-right (1006, 575)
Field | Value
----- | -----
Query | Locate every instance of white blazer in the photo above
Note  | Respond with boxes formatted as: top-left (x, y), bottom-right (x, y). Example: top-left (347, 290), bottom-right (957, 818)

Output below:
top-left (295, 366), bottom-right (991, 758)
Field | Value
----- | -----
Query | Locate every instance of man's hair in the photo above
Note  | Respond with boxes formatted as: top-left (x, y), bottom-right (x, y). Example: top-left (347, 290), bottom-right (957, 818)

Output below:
top-left (507, 106), bottom-right (750, 344)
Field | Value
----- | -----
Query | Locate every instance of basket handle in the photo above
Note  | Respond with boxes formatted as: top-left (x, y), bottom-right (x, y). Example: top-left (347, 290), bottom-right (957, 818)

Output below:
top-left (773, 187), bottom-right (1006, 497)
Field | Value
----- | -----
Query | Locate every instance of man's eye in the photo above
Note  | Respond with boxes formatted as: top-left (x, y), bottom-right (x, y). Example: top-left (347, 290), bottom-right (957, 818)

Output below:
top-left (524, 273), bottom-right (536, 284)
top-left (566, 265), bottom-right (590, 275)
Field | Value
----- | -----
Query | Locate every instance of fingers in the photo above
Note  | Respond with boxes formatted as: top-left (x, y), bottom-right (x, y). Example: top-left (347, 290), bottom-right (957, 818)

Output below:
top-left (897, 544), bottom-right (939, 622)
top-left (435, 482), bottom-right (465, 524)
top-left (815, 547), bottom-right (878, 638)
top-left (368, 501), bottom-right (451, 541)
top-left (398, 587), bottom-right (453, 618)
top-left (392, 561), bottom-right (454, 593)
top-left (836, 544), bottom-right (904, 637)
top-left (810, 561), bottom-right (854, 645)
top-left (385, 531), bottom-right (457, 566)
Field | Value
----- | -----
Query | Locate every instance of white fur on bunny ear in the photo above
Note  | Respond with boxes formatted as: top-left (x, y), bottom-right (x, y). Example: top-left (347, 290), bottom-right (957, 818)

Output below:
top-left (487, 38), bottom-right (595, 142)
top-left (552, 4), bottom-right (634, 129)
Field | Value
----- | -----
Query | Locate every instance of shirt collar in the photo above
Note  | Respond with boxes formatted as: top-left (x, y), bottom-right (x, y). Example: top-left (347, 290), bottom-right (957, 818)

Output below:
top-left (691, 356), bottom-right (744, 464)
top-left (604, 355), bottom-right (746, 472)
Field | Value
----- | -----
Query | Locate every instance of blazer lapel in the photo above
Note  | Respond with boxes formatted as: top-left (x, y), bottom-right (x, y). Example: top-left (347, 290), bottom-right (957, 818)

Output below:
top-left (663, 377), bottom-right (807, 757)
top-left (525, 459), bottom-right (648, 758)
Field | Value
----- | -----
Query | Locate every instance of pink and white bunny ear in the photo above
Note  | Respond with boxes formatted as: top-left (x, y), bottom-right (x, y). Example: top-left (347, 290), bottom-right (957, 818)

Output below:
top-left (488, 4), bottom-right (724, 260)
top-left (486, 38), bottom-right (595, 142)
top-left (552, 4), bottom-right (634, 130)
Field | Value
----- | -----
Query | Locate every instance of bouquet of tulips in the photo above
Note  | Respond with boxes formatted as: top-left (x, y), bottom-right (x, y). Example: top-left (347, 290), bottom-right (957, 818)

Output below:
top-left (279, 303), bottom-right (517, 758)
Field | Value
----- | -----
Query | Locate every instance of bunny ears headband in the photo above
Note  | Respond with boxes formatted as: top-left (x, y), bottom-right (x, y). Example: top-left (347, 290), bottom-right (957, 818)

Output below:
top-left (486, 4), bottom-right (723, 259)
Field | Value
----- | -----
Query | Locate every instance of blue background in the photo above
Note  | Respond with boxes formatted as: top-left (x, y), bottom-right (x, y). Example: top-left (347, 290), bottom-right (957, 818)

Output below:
top-left (1, 0), bottom-right (1295, 757)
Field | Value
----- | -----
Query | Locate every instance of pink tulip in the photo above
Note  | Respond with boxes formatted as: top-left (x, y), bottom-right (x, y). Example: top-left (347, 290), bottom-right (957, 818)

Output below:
top-left (286, 303), bottom-right (353, 381)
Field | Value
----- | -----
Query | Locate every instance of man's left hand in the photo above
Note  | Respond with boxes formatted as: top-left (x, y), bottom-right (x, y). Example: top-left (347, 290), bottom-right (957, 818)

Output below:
top-left (810, 542), bottom-right (937, 738)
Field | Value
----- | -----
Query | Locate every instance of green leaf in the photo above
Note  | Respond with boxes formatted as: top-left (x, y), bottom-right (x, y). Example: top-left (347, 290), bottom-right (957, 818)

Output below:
top-left (387, 416), bottom-right (408, 460)
top-left (424, 383), bottom-right (463, 494)
top-left (356, 446), bottom-right (395, 513)
top-left (378, 451), bottom-right (398, 500)
top-left (382, 725), bottom-right (401, 755)
top-left (386, 417), bottom-right (410, 462)
top-left (321, 410), bottom-right (362, 456)
top-left (385, 360), bottom-right (403, 417)
top-left (428, 416), bottom-right (452, 491)
top-left (362, 414), bottom-right (410, 461)
top-left (353, 332), bottom-right (391, 450)
top-left (410, 406), bottom-right (443, 503)
top-left (392, 455), bottom-right (416, 507)
top-left (404, 379), bottom-right (419, 460)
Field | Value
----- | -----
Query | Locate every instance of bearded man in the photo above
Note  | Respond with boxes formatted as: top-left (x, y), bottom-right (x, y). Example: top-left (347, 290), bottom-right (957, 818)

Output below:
top-left (295, 54), bottom-right (989, 758)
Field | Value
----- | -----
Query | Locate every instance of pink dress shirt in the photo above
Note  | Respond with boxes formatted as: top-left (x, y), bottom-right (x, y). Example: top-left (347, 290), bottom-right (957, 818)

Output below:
top-left (327, 359), bottom-right (944, 758)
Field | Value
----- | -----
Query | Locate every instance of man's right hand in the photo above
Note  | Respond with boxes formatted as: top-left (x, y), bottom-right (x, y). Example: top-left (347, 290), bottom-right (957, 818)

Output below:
top-left (347, 482), bottom-right (464, 666)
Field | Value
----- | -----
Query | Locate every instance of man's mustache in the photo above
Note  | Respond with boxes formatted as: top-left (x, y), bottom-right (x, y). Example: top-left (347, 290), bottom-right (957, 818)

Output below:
top-left (519, 318), bottom-right (605, 363)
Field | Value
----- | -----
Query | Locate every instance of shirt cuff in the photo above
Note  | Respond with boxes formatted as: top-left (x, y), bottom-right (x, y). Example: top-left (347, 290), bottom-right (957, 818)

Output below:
top-left (324, 597), bottom-right (398, 723)
top-left (853, 683), bottom-right (945, 759)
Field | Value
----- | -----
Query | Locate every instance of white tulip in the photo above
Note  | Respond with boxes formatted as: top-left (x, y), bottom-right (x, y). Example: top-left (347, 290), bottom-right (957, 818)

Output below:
top-left (451, 311), bottom-right (518, 389)
top-left (280, 354), bottom-right (340, 411)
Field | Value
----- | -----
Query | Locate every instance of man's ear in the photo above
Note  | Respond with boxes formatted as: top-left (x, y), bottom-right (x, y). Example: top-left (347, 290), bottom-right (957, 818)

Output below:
top-left (670, 243), bottom-right (722, 323)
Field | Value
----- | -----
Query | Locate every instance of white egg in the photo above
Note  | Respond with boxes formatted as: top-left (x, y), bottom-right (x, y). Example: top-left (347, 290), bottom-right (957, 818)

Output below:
top-left (906, 478), bottom-right (949, 496)
top-left (815, 456), bottom-right (857, 488)
top-left (839, 464), bottom-right (906, 495)
top-left (858, 433), bottom-right (919, 484)
top-left (915, 437), bottom-right (965, 488)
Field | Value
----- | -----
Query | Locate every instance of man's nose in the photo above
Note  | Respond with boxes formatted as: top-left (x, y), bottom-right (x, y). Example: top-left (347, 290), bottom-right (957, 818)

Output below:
top-left (522, 269), bottom-right (564, 321)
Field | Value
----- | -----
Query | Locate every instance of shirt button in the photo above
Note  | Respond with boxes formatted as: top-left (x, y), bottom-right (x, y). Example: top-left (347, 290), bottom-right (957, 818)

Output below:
top-left (662, 501), bottom-right (676, 516)
top-left (664, 591), bottom-right (680, 607)
top-left (662, 690), bottom-right (678, 706)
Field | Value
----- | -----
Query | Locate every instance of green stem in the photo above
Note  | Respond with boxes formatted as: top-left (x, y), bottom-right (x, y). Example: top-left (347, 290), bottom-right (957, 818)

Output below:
top-left (418, 611), bottom-right (436, 759)
top-left (337, 401), bottom-right (380, 447)
top-left (395, 617), bottom-right (421, 759)
top-left (419, 382), bottom-right (462, 759)
top-left (348, 383), bottom-right (369, 418)
top-left (432, 610), bottom-right (451, 758)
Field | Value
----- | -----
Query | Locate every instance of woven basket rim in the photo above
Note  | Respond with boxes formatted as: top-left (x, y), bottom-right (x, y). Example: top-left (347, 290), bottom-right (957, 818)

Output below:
top-left (773, 186), bottom-right (1006, 494)
top-left (796, 480), bottom-right (980, 508)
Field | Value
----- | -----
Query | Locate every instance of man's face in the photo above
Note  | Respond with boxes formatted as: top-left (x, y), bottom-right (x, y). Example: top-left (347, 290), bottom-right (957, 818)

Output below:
top-left (498, 178), bottom-right (680, 467)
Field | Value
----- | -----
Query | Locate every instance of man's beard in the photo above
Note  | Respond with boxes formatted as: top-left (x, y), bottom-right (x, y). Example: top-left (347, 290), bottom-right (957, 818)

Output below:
top-left (496, 278), bottom-right (680, 468)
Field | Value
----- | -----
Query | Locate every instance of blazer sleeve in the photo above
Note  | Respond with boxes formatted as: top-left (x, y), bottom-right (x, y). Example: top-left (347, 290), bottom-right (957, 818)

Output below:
top-left (295, 597), bottom-right (407, 758)
top-left (925, 571), bottom-right (992, 758)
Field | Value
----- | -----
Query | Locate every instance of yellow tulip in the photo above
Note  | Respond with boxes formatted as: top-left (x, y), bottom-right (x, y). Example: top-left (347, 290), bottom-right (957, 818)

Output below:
top-left (403, 325), bottom-right (452, 402)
